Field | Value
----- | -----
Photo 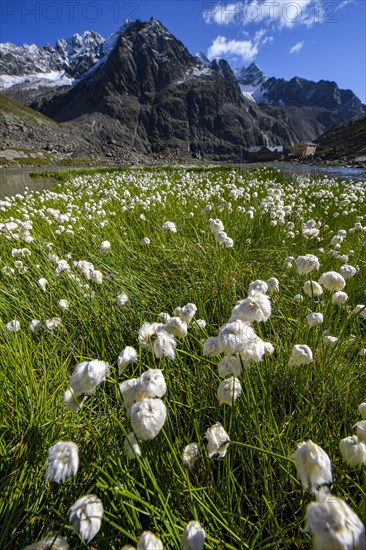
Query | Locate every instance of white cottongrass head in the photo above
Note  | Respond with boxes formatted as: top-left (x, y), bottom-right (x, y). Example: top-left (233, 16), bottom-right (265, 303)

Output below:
top-left (209, 218), bottom-right (224, 235)
top-left (138, 322), bottom-right (164, 349)
top-left (99, 240), bottom-right (111, 253)
top-left (118, 346), bottom-right (137, 375)
top-left (161, 221), bottom-right (177, 233)
top-left (332, 291), bottom-right (348, 305)
top-left (183, 442), bottom-right (200, 468)
top-left (205, 423), bottom-right (230, 458)
top-left (324, 335), bottom-right (338, 345)
top-left (291, 440), bottom-right (332, 492)
top-left (203, 337), bottom-right (220, 356)
top-left (218, 355), bottom-right (242, 378)
top-left (70, 360), bottom-right (110, 396)
top-left (359, 403), bottom-right (366, 420)
top-left (173, 303), bottom-right (197, 324)
top-left (307, 312), bottom-right (324, 328)
top-left (296, 254), bottom-right (320, 274)
top-left (58, 299), bottom-right (69, 311)
top-left (91, 270), bottom-right (103, 285)
top-left (137, 531), bottom-right (163, 550)
top-left (289, 345), bottom-right (313, 366)
top-left (5, 320), bottom-right (20, 333)
top-left (141, 237), bottom-right (150, 245)
top-left (218, 320), bottom-right (257, 355)
top-left (248, 279), bottom-right (268, 295)
top-left (318, 271), bottom-right (346, 292)
top-left (230, 293), bottom-right (271, 323)
top-left (355, 421), bottom-right (366, 443)
top-left (23, 535), bottom-right (70, 549)
top-left (124, 432), bottom-right (142, 460)
top-left (266, 277), bottom-right (279, 293)
top-left (30, 320), bottom-right (43, 333)
top-left (44, 317), bottom-right (62, 330)
top-left (305, 495), bottom-right (366, 550)
top-left (303, 281), bottom-right (323, 297)
top-left (119, 378), bottom-right (138, 411)
top-left (38, 278), bottom-right (48, 292)
top-left (153, 330), bottom-right (177, 360)
top-left (135, 369), bottom-right (167, 401)
top-left (339, 435), bottom-right (366, 468)
top-left (164, 316), bottom-right (188, 338)
top-left (45, 441), bottom-right (79, 483)
top-left (69, 494), bottom-right (103, 543)
top-left (131, 398), bottom-right (167, 440)
top-left (64, 389), bottom-right (87, 413)
top-left (217, 377), bottom-right (242, 405)
top-left (339, 264), bottom-right (357, 279)
top-left (180, 520), bottom-right (206, 550)
top-left (117, 291), bottom-right (131, 308)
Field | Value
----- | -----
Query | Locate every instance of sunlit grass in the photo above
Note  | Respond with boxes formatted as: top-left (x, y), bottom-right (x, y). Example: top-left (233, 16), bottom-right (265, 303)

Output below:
top-left (0, 166), bottom-right (365, 548)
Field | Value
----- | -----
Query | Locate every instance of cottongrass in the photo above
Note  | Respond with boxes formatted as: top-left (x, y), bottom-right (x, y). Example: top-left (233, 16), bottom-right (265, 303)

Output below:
top-left (1, 166), bottom-right (365, 548)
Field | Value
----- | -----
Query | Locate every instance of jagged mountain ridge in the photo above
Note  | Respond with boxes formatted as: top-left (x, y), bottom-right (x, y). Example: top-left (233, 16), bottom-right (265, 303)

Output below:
top-left (33, 18), bottom-right (296, 159)
top-left (1, 18), bottom-right (365, 160)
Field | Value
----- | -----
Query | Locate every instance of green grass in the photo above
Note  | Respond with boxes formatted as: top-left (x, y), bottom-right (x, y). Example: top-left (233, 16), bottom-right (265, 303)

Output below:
top-left (0, 166), bottom-right (365, 548)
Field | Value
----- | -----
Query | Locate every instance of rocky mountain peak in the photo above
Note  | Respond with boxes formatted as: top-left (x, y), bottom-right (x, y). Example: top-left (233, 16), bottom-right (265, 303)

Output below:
top-left (234, 63), bottom-right (267, 87)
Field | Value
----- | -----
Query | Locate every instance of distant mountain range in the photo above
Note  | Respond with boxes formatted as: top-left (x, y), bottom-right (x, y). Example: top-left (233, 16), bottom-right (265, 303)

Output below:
top-left (1, 18), bottom-right (365, 161)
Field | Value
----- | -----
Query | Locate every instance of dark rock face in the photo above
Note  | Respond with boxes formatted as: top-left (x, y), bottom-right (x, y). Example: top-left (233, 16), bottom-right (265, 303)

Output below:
top-left (315, 117), bottom-right (366, 162)
top-left (35, 19), bottom-right (293, 159)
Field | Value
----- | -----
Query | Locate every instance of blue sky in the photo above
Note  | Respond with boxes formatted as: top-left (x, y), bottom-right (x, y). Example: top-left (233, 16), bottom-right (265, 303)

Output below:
top-left (1, 0), bottom-right (365, 102)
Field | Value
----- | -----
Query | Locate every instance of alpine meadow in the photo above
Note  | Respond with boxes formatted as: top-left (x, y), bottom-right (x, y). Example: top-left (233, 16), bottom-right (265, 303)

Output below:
top-left (0, 166), bottom-right (366, 549)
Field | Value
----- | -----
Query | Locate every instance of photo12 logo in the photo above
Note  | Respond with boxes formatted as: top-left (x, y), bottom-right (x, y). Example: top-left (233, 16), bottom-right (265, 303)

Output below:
top-left (202, 1), bottom-right (341, 25)
top-left (1, 1), bottom-right (140, 25)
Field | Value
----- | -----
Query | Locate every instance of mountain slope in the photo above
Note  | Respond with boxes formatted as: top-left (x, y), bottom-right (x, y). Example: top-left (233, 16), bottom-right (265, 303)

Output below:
top-left (314, 117), bottom-right (366, 163)
top-left (34, 19), bottom-right (294, 160)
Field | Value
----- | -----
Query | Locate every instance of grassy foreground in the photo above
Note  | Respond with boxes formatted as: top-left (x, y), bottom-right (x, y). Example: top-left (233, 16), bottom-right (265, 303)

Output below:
top-left (0, 166), bottom-right (365, 549)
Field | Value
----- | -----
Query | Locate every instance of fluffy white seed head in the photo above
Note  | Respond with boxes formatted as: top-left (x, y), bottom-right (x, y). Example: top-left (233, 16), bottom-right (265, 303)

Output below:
top-left (45, 441), bottom-right (79, 483)
top-left (23, 535), bottom-right (70, 549)
top-left (230, 293), bottom-right (271, 323)
top-left (217, 377), bottom-right (242, 405)
top-left (64, 389), bottom-right (86, 413)
top-left (5, 320), bottom-right (21, 332)
top-left (218, 320), bottom-right (257, 355)
top-left (135, 369), bottom-right (167, 401)
top-left (38, 278), bottom-right (48, 292)
top-left (248, 279), bottom-right (268, 295)
top-left (124, 432), bottom-right (141, 460)
top-left (99, 241), bottom-right (111, 253)
top-left (117, 292), bottom-right (131, 308)
top-left (173, 303), bottom-right (197, 324)
top-left (153, 330), bottom-right (177, 360)
top-left (307, 312), bottom-right (324, 328)
top-left (58, 299), bottom-right (69, 311)
top-left (289, 345), bottom-right (313, 366)
top-left (30, 319), bottom-right (43, 333)
top-left (70, 360), bottom-right (110, 397)
top-left (218, 355), bottom-right (242, 378)
top-left (296, 254), bottom-right (320, 274)
top-left (332, 291), bottom-right (348, 305)
top-left (180, 520), bottom-right (206, 550)
top-left (131, 398), bottom-right (167, 440)
top-left (305, 496), bottom-right (366, 550)
top-left (161, 221), bottom-right (177, 233)
top-left (183, 443), bottom-right (200, 468)
top-left (205, 423), bottom-right (230, 458)
top-left (303, 281), bottom-right (323, 297)
top-left (164, 317), bottom-right (188, 338)
top-left (119, 378), bottom-right (138, 411)
top-left (69, 494), bottom-right (103, 543)
top-left (137, 531), bottom-right (163, 550)
top-left (203, 337), bottom-right (221, 356)
top-left (339, 435), bottom-right (366, 468)
top-left (118, 346), bottom-right (137, 375)
top-left (318, 271), bottom-right (346, 292)
top-left (291, 440), bottom-right (332, 492)
top-left (359, 403), bottom-right (366, 420)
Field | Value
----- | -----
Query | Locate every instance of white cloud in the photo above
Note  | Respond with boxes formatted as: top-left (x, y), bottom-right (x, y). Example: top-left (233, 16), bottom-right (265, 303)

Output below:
top-left (207, 26), bottom-right (272, 62)
top-left (207, 35), bottom-right (259, 62)
top-left (203, 0), bottom-right (352, 29)
top-left (289, 40), bottom-right (305, 54)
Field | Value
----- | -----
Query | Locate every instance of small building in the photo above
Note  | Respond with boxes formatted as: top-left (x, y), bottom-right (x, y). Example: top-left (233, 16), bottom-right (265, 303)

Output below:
top-left (249, 145), bottom-right (284, 162)
top-left (292, 142), bottom-right (317, 157)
